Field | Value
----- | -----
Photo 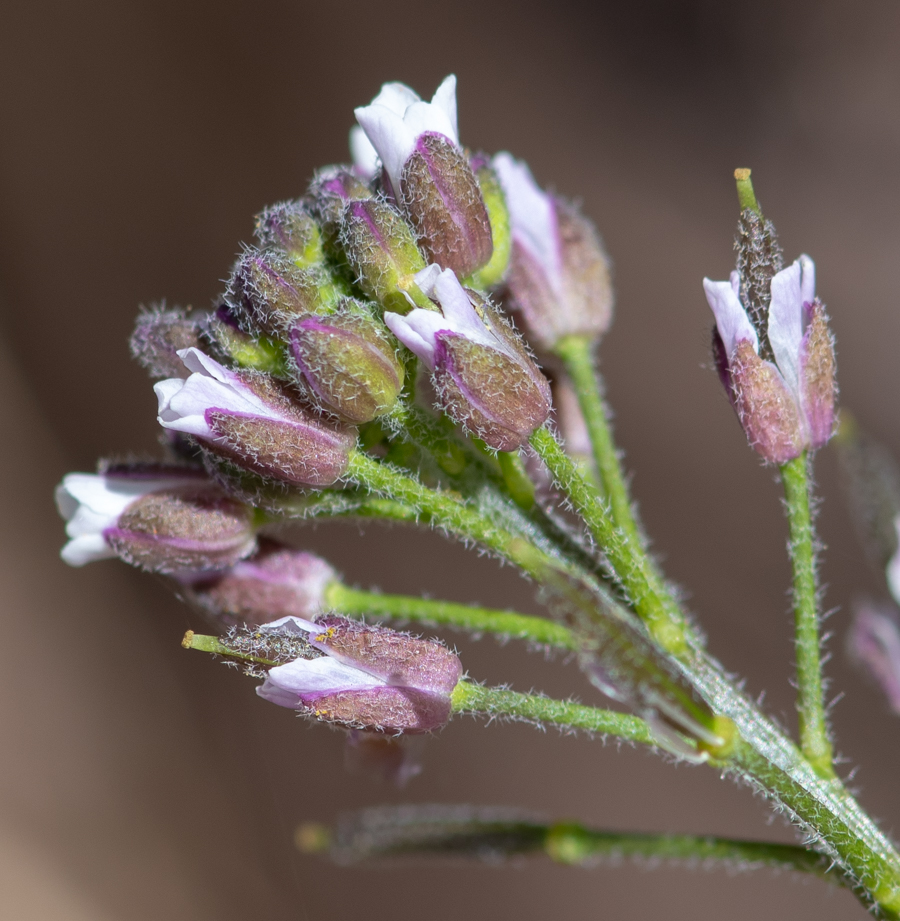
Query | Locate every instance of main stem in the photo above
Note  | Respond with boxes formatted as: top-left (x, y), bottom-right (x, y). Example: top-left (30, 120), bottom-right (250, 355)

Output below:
top-left (529, 425), bottom-right (690, 655)
top-left (780, 452), bottom-right (835, 779)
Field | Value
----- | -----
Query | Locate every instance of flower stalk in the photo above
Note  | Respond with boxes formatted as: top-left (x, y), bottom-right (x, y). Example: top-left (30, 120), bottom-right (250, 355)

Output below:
top-left (780, 452), bottom-right (835, 778)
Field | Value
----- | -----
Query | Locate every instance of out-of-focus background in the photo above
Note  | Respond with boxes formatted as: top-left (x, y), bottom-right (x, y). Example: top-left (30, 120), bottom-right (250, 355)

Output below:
top-left (1, 1), bottom-right (899, 918)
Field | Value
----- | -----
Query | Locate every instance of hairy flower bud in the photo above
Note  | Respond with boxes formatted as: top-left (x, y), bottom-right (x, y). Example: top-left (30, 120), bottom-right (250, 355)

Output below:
top-left (226, 248), bottom-right (335, 338)
top-left (307, 166), bottom-right (373, 243)
top-left (130, 307), bottom-right (205, 379)
top-left (386, 266), bottom-right (551, 451)
top-left (155, 348), bottom-right (356, 487)
top-left (204, 304), bottom-right (288, 376)
top-left (493, 154), bottom-right (613, 352)
top-left (469, 156), bottom-right (512, 289)
top-left (288, 299), bottom-right (404, 423)
top-left (338, 198), bottom-right (431, 313)
top-left (56, 463), bottom-right (257, 573)
top-left (253, 615), bottom-right (462, 734)
top-left (354, 76), bottom-right (493, 279)
top-left (704, 253), bottom-right (836, 464)
top-left (254, 200), bottom-right (325, 268)
top-left (184, 540), bottom-right (336, 626)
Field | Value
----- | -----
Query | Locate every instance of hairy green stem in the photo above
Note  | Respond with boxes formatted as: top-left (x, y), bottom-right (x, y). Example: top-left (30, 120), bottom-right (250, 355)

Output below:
top-left (450, 680), bottom-right (654, 744)
top-left (554, 334), bottom-right (642, 546)
top-left (529, 425), bottom-right (689, 654)
top-left (325, 583), bottom-right (577, 650)
top-left (780, 453), bottom-right (835, 779)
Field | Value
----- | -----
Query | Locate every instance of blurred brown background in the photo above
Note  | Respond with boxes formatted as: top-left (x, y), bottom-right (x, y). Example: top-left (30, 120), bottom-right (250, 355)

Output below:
top-left (1, 1), bottom-right (899, 918)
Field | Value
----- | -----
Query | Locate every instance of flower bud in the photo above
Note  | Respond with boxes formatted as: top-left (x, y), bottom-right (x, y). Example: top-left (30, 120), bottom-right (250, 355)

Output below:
top-left (254, 200), bottom-right (325, 268)
top-left (338, 198), bottom-right (431, 313)
top-left (130, 307), bottom-right (205, 379)
top-left (253, 615), bottom-right (462, 734)
top-left (354, 76), bottom-right (493, 279)
top-left (205, 304), bottom-right (288, 376)
top-left (155, 347), bottom-right (356, 487)
top-left (385, 266), bottom-right (551, 451)
top-left (226, 248), bottom-right (335, 338)
top-left (184, 540), bottom-right (336, 626)
top-left (55, 463), bottom-right (257, 573)
top-left (704, 251), bottom-right (836, 464)
top-left (288, 299), bottom-right (405, 423)
top-left (493, 153), bottom-right (613, 352)
top-left (849, 600), bottom-right (900, 715)
top-left (469, 156), bottom-right (512, 289)
top-left (307, 166), bottom-right (373, 243)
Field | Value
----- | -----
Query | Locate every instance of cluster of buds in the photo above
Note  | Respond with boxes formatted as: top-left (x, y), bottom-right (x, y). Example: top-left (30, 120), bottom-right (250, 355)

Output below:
top-left (703, 172), bottom-right (837, 465)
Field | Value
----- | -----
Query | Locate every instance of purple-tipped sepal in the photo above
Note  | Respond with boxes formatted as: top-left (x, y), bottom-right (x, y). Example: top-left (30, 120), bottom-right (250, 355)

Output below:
top-left (226, 248), bottom-right (333, 338)
top-left (155, 347), bottom-right (356, 487)
top-left (493, 153), bottom-right (613, 352)
top-left (183, 540), bottom-right (336, 627)
top-left (849, 600), bottom-right (900, 715)
top-left (354, 76), bottom-right (492, 278)
top-left (256, 615), bottom-right (463, 734)
top-left (130, 306), bottom-right (205, 379)
top-left (307, 166), bottom-right (373, 243)
top-left (385, 266), bottom-right (551, 451)
top-left (703, 255), bottom-right (836, 464)
top-left (288, 300), bottom-right (405, 423)
top-left (55, 463), bottom-right (257, 573)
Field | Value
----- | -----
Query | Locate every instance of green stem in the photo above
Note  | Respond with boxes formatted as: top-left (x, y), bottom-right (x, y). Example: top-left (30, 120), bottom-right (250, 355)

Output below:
top-left (313, 806), bottom-right (834, 882)
top-left (529, 426), bottom-right (689, 655)
top-left (325, 583), bottom-right (577, 650)
top-left (544, 822), bottom-right (836, 878)
top-left (450, 680), bottom-right (654, 745)
top-left (554, 334), bottom-right (642, 548)
top-left (780, 453), bottom-right (835, 779)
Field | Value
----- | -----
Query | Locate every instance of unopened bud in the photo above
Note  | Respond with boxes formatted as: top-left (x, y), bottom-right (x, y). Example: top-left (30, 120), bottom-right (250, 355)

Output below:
top-left (130, 307), bottom-right (204, 379)
top-left (220, 615), bottom-right (462, 734)
top-left (226, 248), bottom-right (335, 337)
top-left (386, 266), bottom-right (551, 451)
top-left (184, 540), bottom-right (336, 626)
top-left (354, 76), bottom-right (493, 279)
top-left (493, 154), bottom-right (613, 352)
top-left (469, 156), bottom-right (512, 289)
top-left (155, 348), bottom-right (356, 487)
top-left (55, 463), bottom-right (257, 573)
top-left (205, 304), bottom-right (288, 376)
top-left (307, 166), bottom-right (373, 243)
top-left (288, 299), bottom-right (404, 423)
top-left (339, 198), bottom-right (431, 313)
top-left (254, 200), bottom-right (325, 268)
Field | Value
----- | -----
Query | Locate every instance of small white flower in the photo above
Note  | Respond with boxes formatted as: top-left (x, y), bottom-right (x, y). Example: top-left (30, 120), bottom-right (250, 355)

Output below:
top-left (493, 153), bottom-right (562, 291)
top-left (354, 76), bottom-right (458, 196)
top-left (55, 470), bottom-right (202, 566)
top-left (703, 255), bottom-right (815, 405)
top-left (384, 265), bottom-right (503, 369)
top-left (349, 125), bottom-right (379, 180)
top-left (154, 347), bottom-right (285, 439)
